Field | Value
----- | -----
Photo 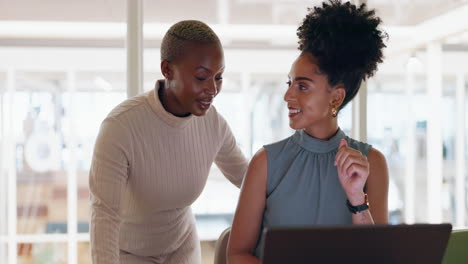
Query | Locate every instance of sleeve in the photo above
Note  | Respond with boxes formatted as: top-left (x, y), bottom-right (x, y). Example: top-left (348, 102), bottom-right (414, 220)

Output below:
top-left (89, 117), bottom-right (132, 264)
top-left (214, 113), bottom-right (249, 188)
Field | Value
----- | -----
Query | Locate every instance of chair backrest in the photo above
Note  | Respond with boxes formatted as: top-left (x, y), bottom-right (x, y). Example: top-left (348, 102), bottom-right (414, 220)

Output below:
top-left (214, 227), bottom-right (231, 264)
top-left (442, 229), bottom-right (468, 264)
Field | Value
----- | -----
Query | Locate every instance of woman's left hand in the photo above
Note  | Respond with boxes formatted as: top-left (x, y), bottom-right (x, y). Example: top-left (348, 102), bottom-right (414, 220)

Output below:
top-left (335, 139), bottom-right (370, 203)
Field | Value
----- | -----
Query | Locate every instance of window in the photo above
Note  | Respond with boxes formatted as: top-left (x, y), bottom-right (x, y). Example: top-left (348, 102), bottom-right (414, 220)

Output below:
top-left (2, 1), bottom-right (468, 264)
top-left (0, 47), bottom-right (126, 264)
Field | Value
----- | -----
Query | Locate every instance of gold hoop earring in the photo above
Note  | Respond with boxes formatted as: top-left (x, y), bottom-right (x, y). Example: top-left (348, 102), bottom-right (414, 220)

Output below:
top-left (331, 108), bottom-right (338, 118)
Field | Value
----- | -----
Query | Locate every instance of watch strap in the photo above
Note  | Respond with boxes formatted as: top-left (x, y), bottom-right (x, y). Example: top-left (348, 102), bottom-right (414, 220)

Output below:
top-left (346, 194), bottom-right (369, 214)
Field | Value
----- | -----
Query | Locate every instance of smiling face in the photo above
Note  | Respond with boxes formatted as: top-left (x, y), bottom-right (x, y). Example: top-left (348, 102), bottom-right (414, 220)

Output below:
top-left (284, 52), bottom-right (345, 134)
top-left (161, 41), bottom-right (225, 117)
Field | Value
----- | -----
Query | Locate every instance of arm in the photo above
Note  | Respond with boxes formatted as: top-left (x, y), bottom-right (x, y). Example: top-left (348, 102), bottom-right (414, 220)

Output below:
top-left (366, 148), bottom-right (389, 224)
top-left (335, 140), bottom-right (389, 225)
top-left (89, 118), bottom-right (131, 264)
top-left (214, 116), bottom-right (249, 188)
top-left (227, 148), bottom-right (267, 264)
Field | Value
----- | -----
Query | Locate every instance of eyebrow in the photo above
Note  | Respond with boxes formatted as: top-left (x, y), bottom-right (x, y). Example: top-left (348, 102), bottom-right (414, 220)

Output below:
top-left (288, 75), bottom-right (314, 83)
top-left (196, 66), bottom-right (225, 72)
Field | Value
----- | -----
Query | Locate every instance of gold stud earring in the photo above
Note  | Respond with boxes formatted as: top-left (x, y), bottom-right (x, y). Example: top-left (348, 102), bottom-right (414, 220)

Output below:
top-left (331, 107), bottom-right (338, 118)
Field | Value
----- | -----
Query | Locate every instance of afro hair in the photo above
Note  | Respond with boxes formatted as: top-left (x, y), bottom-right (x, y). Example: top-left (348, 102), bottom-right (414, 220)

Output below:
top-left (297, 0), bottom-right (388, 110)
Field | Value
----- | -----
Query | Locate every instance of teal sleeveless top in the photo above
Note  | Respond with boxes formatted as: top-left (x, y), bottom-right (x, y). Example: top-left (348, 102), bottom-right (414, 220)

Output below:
top-left (254, 128), bottom-right (371, 259)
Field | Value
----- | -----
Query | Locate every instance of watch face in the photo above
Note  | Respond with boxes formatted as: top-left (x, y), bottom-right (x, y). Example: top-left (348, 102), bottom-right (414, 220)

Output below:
top-left (356, 203), bottom-right (370, 213)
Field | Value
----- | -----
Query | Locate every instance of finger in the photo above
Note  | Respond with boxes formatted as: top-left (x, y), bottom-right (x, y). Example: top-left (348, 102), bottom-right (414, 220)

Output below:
top-left (341, 154), bottom-right (368, 174)
top-left (336, 150), bottom-right (350, 167)
top-left (338, 154), bottom-right (355, 179)
top-left (335, 144), bottom-right (349, 166)
top-left (338, 153), bottom-right (368, 180)
top-left (335, 139), bottom-right (347, 165)
top-left (339, 139), bottom-right (348, 150)
top-left (345, 163), bottom-right (369, 180)
top-left (337, 149), bottom-right (362, 169)
top-left (337, 160), bottom-right (348, 179)
top-left (335, 143), bottom-right (361, 166)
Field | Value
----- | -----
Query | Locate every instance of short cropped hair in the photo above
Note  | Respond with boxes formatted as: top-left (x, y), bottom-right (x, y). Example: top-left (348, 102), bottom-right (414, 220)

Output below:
top-left (297, 0), bottom-right (387, 110)
top-left (160, 20), bottom-right (221, 62)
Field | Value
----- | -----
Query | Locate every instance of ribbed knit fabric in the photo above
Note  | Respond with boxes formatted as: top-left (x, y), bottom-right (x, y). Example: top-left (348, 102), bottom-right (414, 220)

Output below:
top-left (89, 80), bottom-right (248, 264)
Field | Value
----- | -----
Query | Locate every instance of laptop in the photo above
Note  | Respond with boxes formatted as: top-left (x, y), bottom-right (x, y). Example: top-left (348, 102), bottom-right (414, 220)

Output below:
top-left (262, 224), bottom-right (452, 264)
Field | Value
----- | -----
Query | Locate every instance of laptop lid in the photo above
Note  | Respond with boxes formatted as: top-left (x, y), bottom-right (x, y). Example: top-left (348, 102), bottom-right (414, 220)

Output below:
top-left (262, 224), bottom-right (452, 264)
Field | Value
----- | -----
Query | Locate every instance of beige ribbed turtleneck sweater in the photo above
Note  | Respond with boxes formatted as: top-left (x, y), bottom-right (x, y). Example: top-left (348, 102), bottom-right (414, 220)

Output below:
top-left (89, 81), bottom-right (248, 264)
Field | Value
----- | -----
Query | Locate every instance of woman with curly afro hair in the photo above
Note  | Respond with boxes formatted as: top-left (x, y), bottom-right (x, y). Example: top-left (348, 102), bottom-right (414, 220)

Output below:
top-left (227, 1), bottom-right (389, 263)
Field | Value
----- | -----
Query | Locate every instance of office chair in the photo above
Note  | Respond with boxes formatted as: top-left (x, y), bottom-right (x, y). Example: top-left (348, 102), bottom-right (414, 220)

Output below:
top-left (442, 229), bottom-right (468, 264)
top-left (214, 227), bottom-right (231, 264)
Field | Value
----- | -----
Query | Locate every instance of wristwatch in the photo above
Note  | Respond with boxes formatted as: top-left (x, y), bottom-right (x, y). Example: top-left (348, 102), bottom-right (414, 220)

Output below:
top-left (346, 193), bottom-right (369, 214)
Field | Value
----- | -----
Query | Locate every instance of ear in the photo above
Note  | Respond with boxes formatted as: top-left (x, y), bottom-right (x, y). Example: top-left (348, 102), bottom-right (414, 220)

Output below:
top-left (331, 85), bottom-right (346, 108)
top-left (160, 60), bottom-right (173, 80)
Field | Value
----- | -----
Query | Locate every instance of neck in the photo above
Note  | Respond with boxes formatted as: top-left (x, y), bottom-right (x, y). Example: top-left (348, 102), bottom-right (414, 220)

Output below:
top-left (303, 118), bottom-right (340, 140)
top-left (158, 80), bottom-right (190, 117)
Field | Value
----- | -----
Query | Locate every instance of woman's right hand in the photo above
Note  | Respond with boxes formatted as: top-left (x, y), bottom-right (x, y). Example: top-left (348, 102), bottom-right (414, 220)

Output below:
top-left (335, 139), bottom-right (370, 205)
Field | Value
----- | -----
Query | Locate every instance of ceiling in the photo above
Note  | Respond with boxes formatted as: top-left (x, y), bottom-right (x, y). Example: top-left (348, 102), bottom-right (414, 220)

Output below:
top-left (1, 0), bottom-right (468, 54)
top-left (0, 0), bottom-right (467, 26)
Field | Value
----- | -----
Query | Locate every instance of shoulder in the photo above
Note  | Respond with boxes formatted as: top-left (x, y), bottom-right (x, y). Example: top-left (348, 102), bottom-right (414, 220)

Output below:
top-left (98, 93), bottom-right (151, 145)
top-left (242, 148), bottom-right (268, 186)
top-left (264, 135), bottom-right (292, 149)
top-left (345, 136), bottom-right (372, 156)
top-left (366, 147), bottom-right (389, 184)
top-left (264, 134), bottom-right (295, 152)
top-left (98, 111), bottom-right (135, 140)
top-left (263, 134), bottom-right (296, 160)
top-left (367, 147), bottom-right (387, 166)
top-left (251, 147), bottom-right (268, 166)
top-left (107, 92), bottom-right (149, 120)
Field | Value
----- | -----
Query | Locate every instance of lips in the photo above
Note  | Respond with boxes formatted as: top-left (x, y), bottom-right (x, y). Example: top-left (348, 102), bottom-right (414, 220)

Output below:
top-left (197, 98), bottom-right (213, 110)
top-left (288, 107), bottom-right (302, 118)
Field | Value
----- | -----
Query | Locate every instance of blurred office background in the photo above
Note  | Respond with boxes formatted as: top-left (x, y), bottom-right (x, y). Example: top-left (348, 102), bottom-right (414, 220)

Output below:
top-left (0, 0), bottom-right (468, 263)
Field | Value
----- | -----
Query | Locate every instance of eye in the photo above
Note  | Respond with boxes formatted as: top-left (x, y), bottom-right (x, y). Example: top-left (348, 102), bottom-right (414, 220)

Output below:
top-left (215, 76), bottom-right (223, 81)
top-left (299, 84), bottom-right (308, 91)
top-left (195, 76), bottom-right (207, 81)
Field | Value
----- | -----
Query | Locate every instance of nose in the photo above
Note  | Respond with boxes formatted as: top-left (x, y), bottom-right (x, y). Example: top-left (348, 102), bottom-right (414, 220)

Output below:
top-left (283, 84), bottom-right (293, 103)
top-left (205, 81), bottom-right (217, 96)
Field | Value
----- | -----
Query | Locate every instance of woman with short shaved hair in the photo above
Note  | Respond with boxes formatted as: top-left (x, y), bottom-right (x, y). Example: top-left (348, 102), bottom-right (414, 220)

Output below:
top-left (89, 20), bottom-right (248, 264)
